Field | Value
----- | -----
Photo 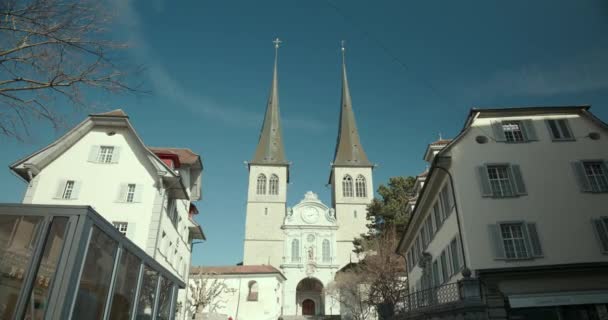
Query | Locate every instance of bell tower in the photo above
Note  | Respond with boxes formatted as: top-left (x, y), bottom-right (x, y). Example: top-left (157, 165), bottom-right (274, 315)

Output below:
top-left (329, 42), bottom-right (374, 267)
top-left (243, 38), bottom-right (289, 267)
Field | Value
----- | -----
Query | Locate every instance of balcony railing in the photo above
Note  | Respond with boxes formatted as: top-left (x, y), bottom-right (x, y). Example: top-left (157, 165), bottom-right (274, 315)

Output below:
top-left (403, 279), bottom-right (482, 313)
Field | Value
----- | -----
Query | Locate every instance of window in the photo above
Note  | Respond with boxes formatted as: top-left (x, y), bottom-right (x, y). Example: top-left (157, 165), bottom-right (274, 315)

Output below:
top-left (247, 281), bottom-right (259, 301)
top-left (425, 217), bottom-right (434, 241)
top-left (355, 175), bottom-right (367, 197)
top-left (478, 164), bottom-right (527, 198)
top-left (450, 238), bottom-right (460, 274)
top-left (500, 224), bottom-right (528, 259)
top-left (440, 251), bottom-right (448, 283)
top-left (502, 121), bottom-right (525, 142)
top-left (433, 202), bottom-right (443, 227)
top-left (342, 175), bottom-right (354, 197)
top-left (269, 174), bottom-right (279, 195)
top-left (440, 184), bottom-right (452, 216)
top-left (546, 119), bottom-right (573, 140)
top-left (291, 239), bottom-right (300, 262)
top-left (584, 162), bottom-right (608, 193)
top-left (256, 174), bottom-right (267, 195)
top-left (489, 222), bottom-right (543, 260)
top-left (97, 146), bottom-right (115, 163)
top-left (322, 239), bottom-right (330, 262)
top-left (167, 199), bottom-right (178, 228)
top-left (62, 180), bottom-right (75, 199)
top-left (432, 260), bottom-right (440, 286)
top-left (421, 225), bottom-right (428, 247)
top-left (113, 222), bottom-right (128, 236)
top-left (126, 184), bottom-right (136, 203)
top-left (592, 217), bottom-right (608, 253)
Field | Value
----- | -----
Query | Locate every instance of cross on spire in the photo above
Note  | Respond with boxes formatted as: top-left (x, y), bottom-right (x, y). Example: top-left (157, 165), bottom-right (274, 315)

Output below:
top-left (340, 40), bottom-right (346, 63)
top-left (273, 37), bottom-right (282, 49)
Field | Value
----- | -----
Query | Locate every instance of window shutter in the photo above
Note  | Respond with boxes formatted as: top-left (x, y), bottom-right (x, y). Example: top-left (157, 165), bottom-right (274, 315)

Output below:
top-left (558, 119), bottom-right (573, 140)
top-left (592, 219), bottom-right (608, 252)
top-left (477, 166), bottom-right (492, 197)
top-left (522, 120), bottom-right (537, 141)
top-left (571, 161), bottom-right (591, 192)
top-left (510, 165), bottom-right (527, 195)
top-left (488, 224), bottom-right (505, 259)
top-left (545, 120), bottom-right (559, 140)
top-left (126, 223), bottom-right (136, 240)
top-left (71, 181), bottom-right (82, 199)
top-left (456, 237), bottom-right (464, 269)
top-left (525, 223), bottom-right (543, 257)
top-left (491, 121), bottom-right (506, 142)
top-left (133, 184), bottom-right (143, 203)
top-left (54, 180), bottom-right (67, 199)
top-left (88, 146), bottom-right (100, 162)
top-left (111, 146), bottom-right (121, 163)
top-left (116, 183), bottom-right (128, 202)
top-left (445, 248), bottom-right (453, 277)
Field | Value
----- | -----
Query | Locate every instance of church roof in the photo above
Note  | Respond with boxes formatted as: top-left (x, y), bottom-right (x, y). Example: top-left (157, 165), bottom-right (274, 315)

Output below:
top-left (332, 47), bottom-right (372, 167)
top-left (250, 40), bottom-right (288, 166)
top-left (190, 265), bottom-right (286, 279)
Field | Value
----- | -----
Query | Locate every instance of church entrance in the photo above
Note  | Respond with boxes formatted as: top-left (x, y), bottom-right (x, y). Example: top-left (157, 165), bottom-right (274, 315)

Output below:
top-left (302, 299), bottom-right (315, 315)
top-left (296, 278), bottom-right (323, 316)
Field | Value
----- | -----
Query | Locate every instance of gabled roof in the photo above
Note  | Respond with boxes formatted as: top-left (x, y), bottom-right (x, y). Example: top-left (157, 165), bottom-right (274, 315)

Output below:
top-left (9, 109), bottom-right (189, 199)
top-left (149, 147), bottom-right (202, 167)
top-left (250, 44), bottom-right (288, 166)
top-left (331, 55), bottom-right (372, 167)
top-left (190, 265), bottom-right (286, 280)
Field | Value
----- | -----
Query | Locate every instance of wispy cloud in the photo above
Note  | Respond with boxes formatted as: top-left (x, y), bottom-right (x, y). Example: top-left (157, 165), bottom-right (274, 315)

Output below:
top-left (470, 49), bottom-right (608, 98)
top-left (111, 0), bottom-right (327, 133)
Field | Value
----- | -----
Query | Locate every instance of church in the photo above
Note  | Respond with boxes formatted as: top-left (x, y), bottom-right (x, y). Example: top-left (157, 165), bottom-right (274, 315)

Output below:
top-left (191, 40), bottom-right (374, 320)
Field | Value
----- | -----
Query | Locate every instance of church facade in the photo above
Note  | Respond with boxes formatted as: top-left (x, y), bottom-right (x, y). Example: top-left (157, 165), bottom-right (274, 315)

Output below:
top-left (191, 41), bottom-right (374, 319)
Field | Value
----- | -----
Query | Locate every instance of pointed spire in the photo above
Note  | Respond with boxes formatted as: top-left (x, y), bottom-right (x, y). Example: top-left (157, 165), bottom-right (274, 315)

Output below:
top-left (332, 41), bottom-right (372, 167)
top-left (251, 38), bottom-right (287, 165)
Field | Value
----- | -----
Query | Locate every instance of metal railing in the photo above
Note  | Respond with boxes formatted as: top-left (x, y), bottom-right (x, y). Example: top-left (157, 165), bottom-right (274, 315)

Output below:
top-left (403, 282), bottom-right (462, 312)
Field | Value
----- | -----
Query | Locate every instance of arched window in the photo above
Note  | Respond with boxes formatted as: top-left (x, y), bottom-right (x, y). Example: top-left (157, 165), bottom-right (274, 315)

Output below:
top-left (256, 174), bottom-right (267, 195)
top-left (322, 239), bottom-right (330, 262)
top-left (355, 175), bottom-right (367, 197)
top-left (247, 281), bottom-right (259, 301)
top-left (269, 174), bottom-right (279, 195)
top-left (342, 175), bottom-right (353, 197)
top-left (291, 239), bottom-right (300, 262)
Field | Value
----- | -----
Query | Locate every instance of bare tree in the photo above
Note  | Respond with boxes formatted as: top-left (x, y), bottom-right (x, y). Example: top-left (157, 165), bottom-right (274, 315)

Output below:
top-left (326, 268), bottom-right (375, 320)
top-left (189, 271), bottom-right (233, 319)
top-left (0, 0), bottom-right (140, 140)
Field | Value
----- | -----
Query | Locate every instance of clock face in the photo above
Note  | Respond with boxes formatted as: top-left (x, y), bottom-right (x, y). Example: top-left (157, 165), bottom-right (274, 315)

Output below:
top-left (301, 207), bottom-right (319, 224)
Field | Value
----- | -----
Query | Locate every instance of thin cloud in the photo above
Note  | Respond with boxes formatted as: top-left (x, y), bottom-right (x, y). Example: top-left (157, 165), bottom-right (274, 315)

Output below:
top-left (472, 49), bottom-right (608, 98)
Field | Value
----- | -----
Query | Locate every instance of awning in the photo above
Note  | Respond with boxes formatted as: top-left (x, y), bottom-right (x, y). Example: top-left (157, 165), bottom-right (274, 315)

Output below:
top-left (509, 290), bottom-right (608, 308)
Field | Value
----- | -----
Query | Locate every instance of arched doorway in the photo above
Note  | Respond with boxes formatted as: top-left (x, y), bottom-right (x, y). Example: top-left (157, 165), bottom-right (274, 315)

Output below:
top-left (302, 299), bottom-right (315, 315)
top-left (296, 278), bottom-right (323, 316)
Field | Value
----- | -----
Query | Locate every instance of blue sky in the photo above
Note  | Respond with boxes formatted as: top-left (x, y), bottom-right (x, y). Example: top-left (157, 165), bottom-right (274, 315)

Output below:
top-left (1, 0), bottom-right (608, 266)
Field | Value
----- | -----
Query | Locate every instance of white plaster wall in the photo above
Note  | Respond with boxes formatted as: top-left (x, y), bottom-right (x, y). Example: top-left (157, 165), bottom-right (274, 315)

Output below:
top-left (27, 127), bottom-right (157, 250)
top-left (191, 274), bottom-right (283, 320)
top-left (448, 113), bottom-right (608, 272)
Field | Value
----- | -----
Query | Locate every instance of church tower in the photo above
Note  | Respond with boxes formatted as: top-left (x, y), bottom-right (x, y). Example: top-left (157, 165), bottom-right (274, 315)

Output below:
top-left (243, 39), bottom-right (289, 267)
top-left (330, 44), bottom-right (374, 266)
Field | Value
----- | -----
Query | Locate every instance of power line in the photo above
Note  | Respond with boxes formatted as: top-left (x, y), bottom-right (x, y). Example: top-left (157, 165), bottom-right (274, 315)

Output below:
top-left (322, 0), bottom-right (451, 105)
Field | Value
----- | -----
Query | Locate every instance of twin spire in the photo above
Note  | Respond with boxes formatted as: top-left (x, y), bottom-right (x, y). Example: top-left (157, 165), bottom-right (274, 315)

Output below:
top-left (251, 39), bottom-right (371, 167)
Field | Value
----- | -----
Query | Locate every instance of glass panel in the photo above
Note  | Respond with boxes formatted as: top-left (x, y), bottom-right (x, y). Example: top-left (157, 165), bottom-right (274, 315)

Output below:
top-left (0, 215), bottom-right (44, 320)
top-left (136, 265), bottom-right (158, 318)
top-left (24, 217), bottom-right (69, 320)
top-left (156, 277), bottom-right (173, 320)
top-left (72, 226), bottom-right (118, 320)
top-left (109, 251), bottom-right (141, 320)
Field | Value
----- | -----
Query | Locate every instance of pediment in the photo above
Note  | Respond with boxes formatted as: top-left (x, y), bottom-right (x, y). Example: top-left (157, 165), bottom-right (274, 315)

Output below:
top-left (284, 192), bottom-right (336, 227)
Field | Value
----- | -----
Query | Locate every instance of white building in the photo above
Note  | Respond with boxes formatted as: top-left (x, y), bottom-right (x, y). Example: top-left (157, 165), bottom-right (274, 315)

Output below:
top-left (10, 110), bottom-right (206, 319)
top-left (191, 42), bottom-right (373, 319)
top-left (397, 106), bottom-right (608, 320)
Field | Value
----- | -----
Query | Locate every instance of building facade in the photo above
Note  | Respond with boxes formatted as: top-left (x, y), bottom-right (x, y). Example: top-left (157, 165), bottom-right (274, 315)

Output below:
top-left (397, 106), bottom-right (608, 320)
top-left (10, 110), bottom-right (205, 319)
top-left (191, 42), bottom-right (374, 319)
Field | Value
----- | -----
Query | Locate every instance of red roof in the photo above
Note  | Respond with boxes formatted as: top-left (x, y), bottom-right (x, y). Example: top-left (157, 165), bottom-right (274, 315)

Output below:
top-left (149, 147), bottom-right (200, 166)
top-left (92, 109), bottom-right (128, 117)
top-left (190, 265), bottom-right (284, 277)
top-left (430, 139), bottom-right (453, 146)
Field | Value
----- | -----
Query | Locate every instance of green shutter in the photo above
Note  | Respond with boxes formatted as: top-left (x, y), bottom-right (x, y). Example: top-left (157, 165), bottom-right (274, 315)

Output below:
top-left (488, 224), bottom-right (505, 259)
top-left (491, 121), bottom-right (506, 142)
top-left (571, 161), bottom-right (591, 192)
top-left (522, 120), bottom-right (538, 141)
top-left (592, 219), bottom-right (608, 253)
top-left (477, 166), bottom-right (492, 197)
top-left (510, 165), bottom-right (527, 195)
top-left (525, 223), bottom-right (543, 257)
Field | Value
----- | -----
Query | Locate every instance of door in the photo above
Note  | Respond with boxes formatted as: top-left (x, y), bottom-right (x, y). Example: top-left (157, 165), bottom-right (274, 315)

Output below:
top-left (302, 299), bottom-right (315, 315)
